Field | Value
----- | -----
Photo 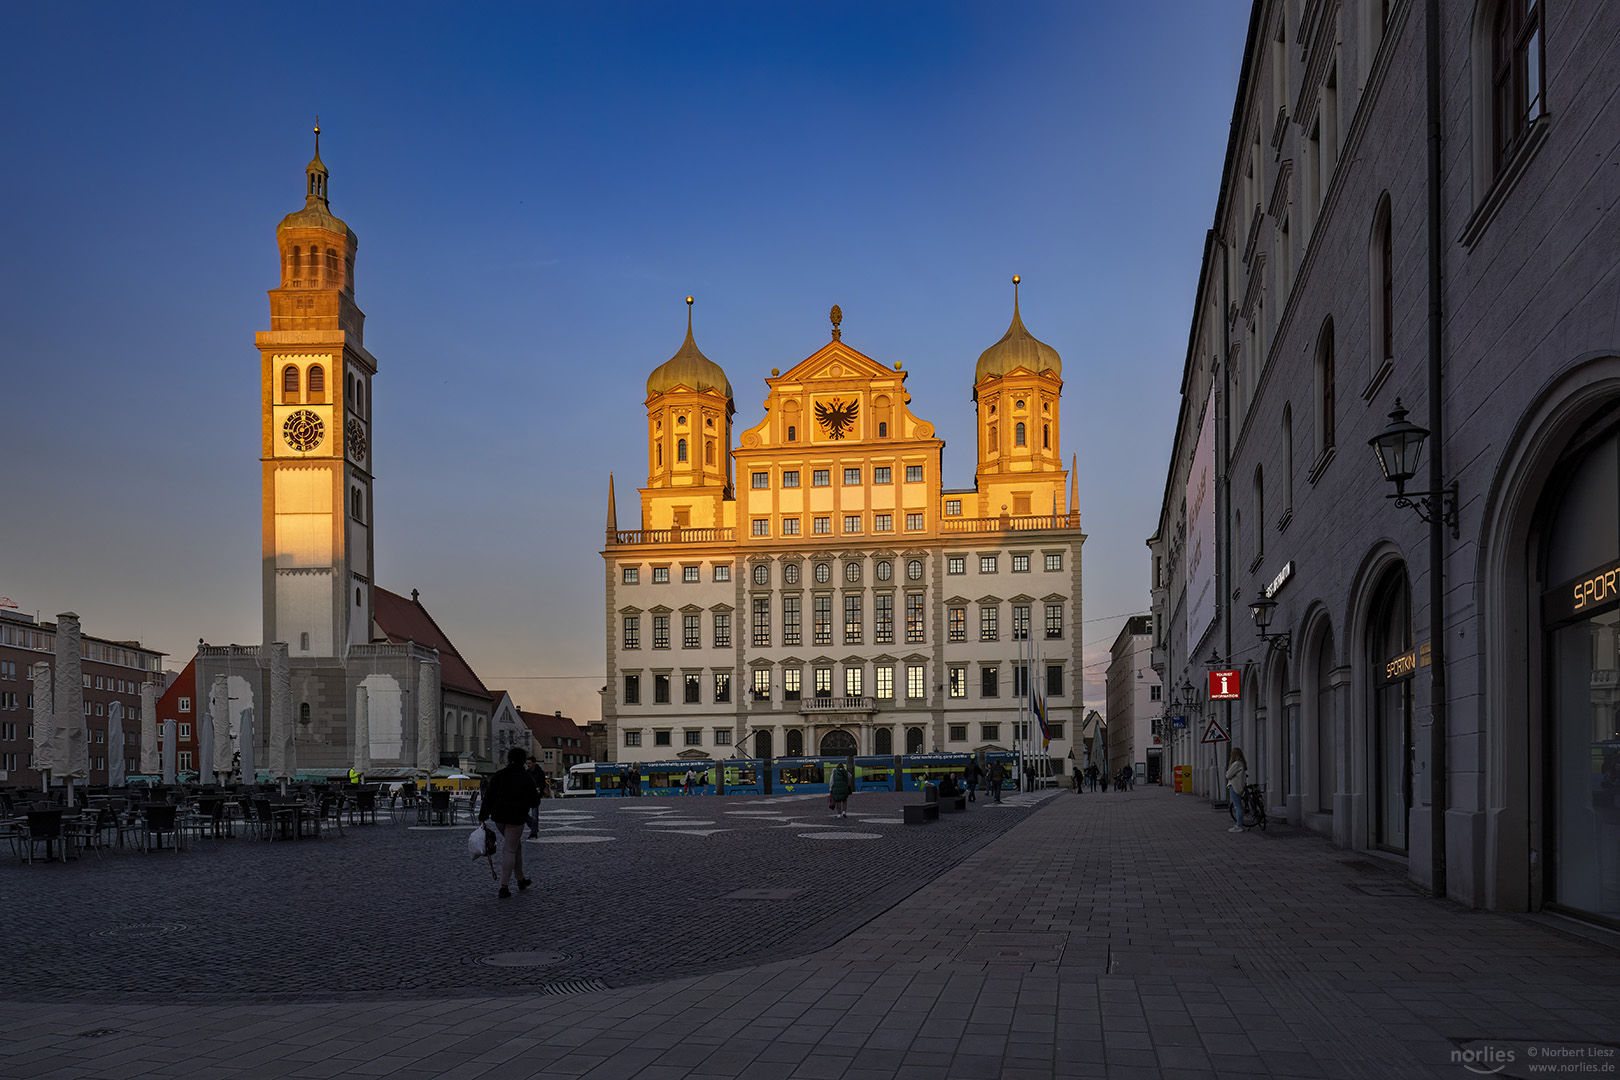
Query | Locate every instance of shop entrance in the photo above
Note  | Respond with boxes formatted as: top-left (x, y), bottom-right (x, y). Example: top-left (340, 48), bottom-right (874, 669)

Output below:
top-left (1369, 570), bottom-right (1413, 853)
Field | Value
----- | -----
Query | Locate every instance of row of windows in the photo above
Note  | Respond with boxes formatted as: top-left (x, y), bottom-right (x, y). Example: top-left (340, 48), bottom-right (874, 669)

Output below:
top-left (626, 601), bottom-right (1062, 650)
top-left (621, 720), bottom-right (1065, 752)
top-left (622, 662), bottom-right (1065, 705)
top-left (621, 552), bottom-right (1065, 587)
top-left (622, 564), bottom-right (732, 585)
top-left (749, 465), bottom-right (928, 490)
top-left (622, 613), bottom-right (732, 650)
top-left (752, 513), bottom-right (928, 537)
top-left (747, 593), bottom-right (928, 647)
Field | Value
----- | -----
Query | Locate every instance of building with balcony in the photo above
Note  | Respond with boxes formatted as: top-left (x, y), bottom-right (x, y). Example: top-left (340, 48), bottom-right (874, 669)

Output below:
top-left (602, 292), bottom-right (1087, 765)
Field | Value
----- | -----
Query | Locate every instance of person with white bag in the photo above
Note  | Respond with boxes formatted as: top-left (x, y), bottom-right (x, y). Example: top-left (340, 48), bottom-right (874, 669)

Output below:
top-left (477, 747), bottom-right (542, 898)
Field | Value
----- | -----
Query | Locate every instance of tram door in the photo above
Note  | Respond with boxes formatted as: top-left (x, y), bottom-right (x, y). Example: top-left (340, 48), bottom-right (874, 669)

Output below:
top-left (1371, 572), bottom-right (1414, 853)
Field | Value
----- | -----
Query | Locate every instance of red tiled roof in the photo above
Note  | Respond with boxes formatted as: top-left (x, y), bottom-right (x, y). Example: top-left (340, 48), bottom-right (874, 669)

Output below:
top-left (517, 708), bottom-right (590, 752)
top-left (373, 587), bottom-right (491, 700)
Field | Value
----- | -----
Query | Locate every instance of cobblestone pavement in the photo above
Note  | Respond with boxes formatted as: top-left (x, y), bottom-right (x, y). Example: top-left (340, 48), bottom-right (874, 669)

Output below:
top-left (2, 786), bottom-right (1618, 1080)
top-left (0, 790), bottom-right (1047, 1001)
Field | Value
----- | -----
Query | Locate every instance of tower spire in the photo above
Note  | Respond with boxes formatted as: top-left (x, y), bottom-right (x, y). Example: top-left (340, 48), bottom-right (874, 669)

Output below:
top-left (1069, 453), bottom-right (1079, 518)
top-left (606, 473), bottom-right (619, 536)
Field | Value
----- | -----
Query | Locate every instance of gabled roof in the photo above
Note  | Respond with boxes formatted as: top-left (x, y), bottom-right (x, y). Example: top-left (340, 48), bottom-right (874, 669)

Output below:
top-left (517, 708), bottom-right (591, 750)
top-left (372, 587), bottom-right (491, 700)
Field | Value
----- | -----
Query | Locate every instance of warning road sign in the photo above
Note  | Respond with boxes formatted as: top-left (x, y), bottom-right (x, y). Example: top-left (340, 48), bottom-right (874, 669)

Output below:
top-left (1200, 717), bottom-right (1229, 744)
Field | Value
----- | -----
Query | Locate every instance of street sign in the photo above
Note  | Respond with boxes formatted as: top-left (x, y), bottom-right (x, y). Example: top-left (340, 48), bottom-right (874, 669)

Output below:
top-left (1208, 670), bottom-right (1240, 700)
top-left (1171, 715), bottom-right (1187, 729)
top-left (1200, 717), bottom-right (1230, 744)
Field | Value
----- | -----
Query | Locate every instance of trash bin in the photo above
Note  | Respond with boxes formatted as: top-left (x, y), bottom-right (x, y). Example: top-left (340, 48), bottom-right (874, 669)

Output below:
top-left (1173, 765), bottom-right (1189, 793)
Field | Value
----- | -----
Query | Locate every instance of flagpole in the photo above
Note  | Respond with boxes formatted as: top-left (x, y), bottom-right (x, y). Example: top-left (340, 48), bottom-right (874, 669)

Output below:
top-left (1016, 631), bottom-right (1024, 791)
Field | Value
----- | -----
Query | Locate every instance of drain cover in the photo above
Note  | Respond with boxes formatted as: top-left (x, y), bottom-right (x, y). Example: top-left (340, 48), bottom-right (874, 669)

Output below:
top-left (481, 951), bottom-right (569, 968)
top-left (93, 924), bottom-right (188, 939)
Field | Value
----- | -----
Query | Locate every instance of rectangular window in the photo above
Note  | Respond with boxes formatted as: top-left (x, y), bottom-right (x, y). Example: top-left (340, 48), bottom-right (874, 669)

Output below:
top-left (981, 667), bottom-right (999, 698)
top-left (813, 517), bottom-right (831, 534)
top-left (683, 566), bottom-right (700, 583)
top-left (713, 612), bottom-right (731, 648)
top-left (980, 556), bottom-right (998, 573)
top-left (844, 595), bottom-right (863, 644)
top-left (783, 470), bottom-right (800, 488)
top-left (752, 668), bottom-right (771, 700)
top-left (844, 514), bottom-right (862, 533)
top-left (812, 469), bottom-right (830, 487)
top-left (95, 676), bottom-right (104, 690)
top-left (752, 599), bottom-right (770, 647)
top-left (752, 519), bottom-right (770, 537)
top-left (875, 666), bottom-right (893, 700)
top-left (907, 664), bottom-right (925, 700)
top-left (684, 674), bottom-right (702, 704)
top-left (875, 594), bottom-right (894, 644)
top-left (906, 465), bottom-right (924, 482)
top-left (784, 668), bottom-right (801, 700)
top-left (652, 566), bottom-right (669, 583)
top-left (906, 594), bottom-right (925, 643)
top-left (981, 724), bottom-right (1000, 742)
top-left (179, 697), bottom-right (191, 713)
top-left (179, 723), bottom-right (192, 739)
top-left (814, 667), bottom-right (833, 697)
top-left (1045, 553), bottom-right (1063, 572)
top-left (1013, 605), bottom-right (1030, 641)
top-left (874, 514), bottom-right (893, 531)
top-left (1150, 683), bottom-right (1162, 701)
top-left (683, 614), bottom-right (700, 649)
top-left (980, 606), bottom-right (999, 641)
top-left (1045, 605), bottom-right (1062, 639)
top-left (783, 595), bottom-right (802, 646)
top-left (949, 724), bottom-right (967, 742)
top-left (1047, 665), bottom-right (1064, 697)
top-left (946, 499), bottom-right (962, 516)
top-left (713, 673), bottom-right (731, 703)
top-left (906, 513), bottom-right (924, 531)
top-left (844, 468), bottom-right (861, 485)
top-left (654, 674), bottom-right (670, 704)
top-left (948, 606), bottom-right (965, 642)
top-left (1012, 554), bottom-right (1030, 573)
top-left (813, 595), bottom-right (833, 646)
top-left (713, 564), bottom-right (730, 582)
top-left (752, 472), bottom-right (770, 489)
top-left (623, 616), bottom-right (640, 649)
top-left (624, 675), bottom-right (641, 704)
top-left (625, 730), bottom-right (642, 746)
top-left (947, 556), bottom-right (965, 575)
top-left (179, 751), bottom-right (193, 771)
top-left (874, 467), bottom-right (892, 484)
top-left (653, 615), bottom-right (670, 649)
top-left (845, 667), bottom-right (863, 697)
top-left (715, 729), bottom-right (732, 745)
top-left (655, 729), bottom-right (672, 746)
top-left (782, 518), bottom-right (801, 535)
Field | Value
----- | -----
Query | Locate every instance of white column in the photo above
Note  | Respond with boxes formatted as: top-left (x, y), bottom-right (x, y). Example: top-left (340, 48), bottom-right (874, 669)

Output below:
top-left (54, 612), bottom-right (86, 803)
top-left (268, 643), bottom-right (292, 781)
top-left (210, 675), bottom-right (232, 781)
top-left (140, 680), bottom-right (159, 775)
top-left (31, 662), bottom-right (54, 789)
top-left (353, 685), bottom-right (371, 776)
top-left (416, 659), bottom-right (440, 775)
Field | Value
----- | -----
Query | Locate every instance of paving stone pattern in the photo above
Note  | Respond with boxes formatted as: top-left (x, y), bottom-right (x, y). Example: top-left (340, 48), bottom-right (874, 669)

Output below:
top-left (0, 791), bottom-right (1045, 1001)
top-left (2, 787), bottom-right (1617, 1079)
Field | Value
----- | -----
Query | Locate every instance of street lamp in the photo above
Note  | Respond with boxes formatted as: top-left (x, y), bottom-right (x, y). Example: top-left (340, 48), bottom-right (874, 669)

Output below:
top-left (1248, 593), bottom-right (1291, 653)
top-left (1369, 398), bottom-right (1458, 538)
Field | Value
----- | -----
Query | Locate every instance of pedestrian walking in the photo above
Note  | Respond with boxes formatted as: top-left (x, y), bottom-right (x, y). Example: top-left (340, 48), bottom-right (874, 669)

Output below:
top-left (1072, 764), bottom-right (1084, 793)
top-left (964, 758), bottom-right (982, 802)
top-left (830, 763), bottom-right (852, 818)
top-left (1226, 746), bottom-right (1250, 832)
top-left (987, 759), bottom-right (1006, 803)
top-left (1086, 763), bottom-right (1099, 792)
top-left (524, 760), bottom-right (544, 838)
top-left (478, 747), bottom-right (541, 899)
top-left (683, 767), bottom-right (696, 795)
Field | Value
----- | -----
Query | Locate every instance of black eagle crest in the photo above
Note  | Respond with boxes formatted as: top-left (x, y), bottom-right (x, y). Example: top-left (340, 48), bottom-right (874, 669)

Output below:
top-left (815, 398), bottom-right (859, 440)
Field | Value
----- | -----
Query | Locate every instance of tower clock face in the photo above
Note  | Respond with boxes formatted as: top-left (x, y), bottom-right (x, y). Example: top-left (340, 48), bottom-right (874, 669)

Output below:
top-left (346, 418), bottom-right (368, 460)
top-left (282, 409), bottom-right (325, 452)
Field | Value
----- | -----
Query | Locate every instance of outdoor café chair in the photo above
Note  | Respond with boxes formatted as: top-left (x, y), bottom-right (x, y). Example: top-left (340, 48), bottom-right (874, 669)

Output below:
top-left (140, 804), bottom-right (182, 853)
top-left (349, 789), bottom-right (378, 826)
top-left (428, 789), bottom-right (454, 826)
top-left (21, 809), bottom-right (67, 864)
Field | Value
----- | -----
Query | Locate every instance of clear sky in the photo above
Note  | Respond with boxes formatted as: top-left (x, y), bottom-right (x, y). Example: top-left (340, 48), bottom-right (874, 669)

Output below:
top-left (1, 1), bottom-right (1248, 720)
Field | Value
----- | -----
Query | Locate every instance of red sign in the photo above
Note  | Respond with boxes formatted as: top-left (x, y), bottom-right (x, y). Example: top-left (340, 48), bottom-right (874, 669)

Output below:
top-left (1208, 670), bottom-right (1240, 700)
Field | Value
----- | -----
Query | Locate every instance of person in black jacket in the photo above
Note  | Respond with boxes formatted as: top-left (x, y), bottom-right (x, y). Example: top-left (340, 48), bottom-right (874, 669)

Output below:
top-left (479, 747), bottom-right (541, 898)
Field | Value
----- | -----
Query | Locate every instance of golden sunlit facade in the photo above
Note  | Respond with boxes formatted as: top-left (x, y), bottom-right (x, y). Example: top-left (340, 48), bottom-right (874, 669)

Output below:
top-left (602, 291), bottom-right (1086, 765)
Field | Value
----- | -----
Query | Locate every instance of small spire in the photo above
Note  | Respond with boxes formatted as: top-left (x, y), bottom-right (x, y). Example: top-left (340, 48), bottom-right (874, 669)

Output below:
top-left (830, 304), bottom-right (842, 342)
top-left (686, 296), bottom-right (694, 335)
top-left (314, 116), bottom-right (320, 157)
top-left (1012, 274), bottom-right (1021, 315)
top-left (1069, 453), bottom-right (1079, 516)
top-left (606, 473), bottom-right (619, 534)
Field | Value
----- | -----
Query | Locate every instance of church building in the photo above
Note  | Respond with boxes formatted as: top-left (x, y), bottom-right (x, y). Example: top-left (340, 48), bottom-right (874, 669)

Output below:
top-left (601, 288), bottom-right (1086, 766)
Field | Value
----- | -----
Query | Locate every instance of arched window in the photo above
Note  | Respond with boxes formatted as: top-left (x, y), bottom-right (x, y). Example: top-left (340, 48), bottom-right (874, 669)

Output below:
top-left (875, 727), bottom-right (892, 755)
top-left (1253, 465), bottom-right (1265, 560)
top-left (307, 364), bottom-right (325, 402)
top-left (347, 373), bottom-right (355, 407)
top-left (878, 422), bottom-right (888, 437)
top-left (1491, 0), bottom-right (1545, 176)
top-left (705, 439), bottom-right (714, 465)
top-left (282, 365), bottom-right (300, 403)
top-left (1369, 193), bottom-right (1394, 377)
top-left (1043, 423), bottom-right (1050, 449)
top-left (787, 425), bottom-right (796, 442)
top-left (657, 443), bottom-right (663, 467)
top-left (299, 702), bottom-right (310, 725)
top-left (326, 248), bottom-right (338, 280)
top-left (1015, 422), bottom-right (1026, 447)
top-left (290, 246), bottom-right (302, 283)
top-left (1315, 319), bottom-right (1336, 455)
top-left (786, 729), bottom-right (804, 757)
top-left (358, 380), bottom-right (366, 419)
top-left (1282, 404), bottom-right (1294, 516)
top-left (988, 424), bottom-right (998, 451)
top-left (906, 726), bottom-right (924, 754)
top-left (299, 632), bottom-right (309, 651)
top-left (677, 438), bottom-right (687, 463)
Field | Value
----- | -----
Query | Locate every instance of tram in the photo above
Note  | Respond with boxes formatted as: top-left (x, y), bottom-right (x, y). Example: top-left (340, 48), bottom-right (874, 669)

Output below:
top-left (567, 752), bottom-right (1027, 796)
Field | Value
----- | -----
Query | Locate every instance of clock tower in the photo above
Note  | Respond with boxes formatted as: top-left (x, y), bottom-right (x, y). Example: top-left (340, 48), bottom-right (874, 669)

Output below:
top-left (257, 127), bottom-right (378, 659)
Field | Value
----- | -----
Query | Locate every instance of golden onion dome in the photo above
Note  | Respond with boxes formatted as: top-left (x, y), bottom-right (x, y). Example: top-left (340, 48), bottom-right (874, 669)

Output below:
top-left (647, 300), bottom-right (733, 401)
top-left (975, 277), bottom-right (1061, 383)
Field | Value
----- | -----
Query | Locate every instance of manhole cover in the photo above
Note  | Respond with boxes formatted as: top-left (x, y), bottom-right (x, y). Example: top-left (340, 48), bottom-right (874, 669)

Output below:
top-left (723, 887), bottom-right (807, 900)
top-left (93, 924), bottom-right (188, 939)
top-left (481, 951), bottom-right (569, 968)
top-left (956, 931), bottom-right (1067, 964)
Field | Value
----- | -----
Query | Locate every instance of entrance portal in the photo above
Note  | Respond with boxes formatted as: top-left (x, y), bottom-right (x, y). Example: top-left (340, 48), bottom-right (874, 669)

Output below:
top-left (819, 729), bottom-right (857, 756)
top-left (1369, 570), bottom-right (1413, 853)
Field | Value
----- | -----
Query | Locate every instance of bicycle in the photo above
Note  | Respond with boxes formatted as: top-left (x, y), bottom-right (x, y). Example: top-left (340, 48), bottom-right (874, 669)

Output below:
top-left (1239, 783), bottom-right (1268, 831)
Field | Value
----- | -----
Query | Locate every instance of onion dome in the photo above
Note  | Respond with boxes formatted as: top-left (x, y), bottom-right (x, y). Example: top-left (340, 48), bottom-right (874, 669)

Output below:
top-left (975, 276), bottom-right (1061, 383)
top-left (646, 298), bottom-right (733, 401)
top-left (277, 123), bottom-right (356, 245)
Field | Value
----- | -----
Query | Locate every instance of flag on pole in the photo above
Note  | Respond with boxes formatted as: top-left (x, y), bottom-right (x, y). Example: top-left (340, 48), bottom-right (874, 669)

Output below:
top-left (1034, 688), bottom-right (1051, 750)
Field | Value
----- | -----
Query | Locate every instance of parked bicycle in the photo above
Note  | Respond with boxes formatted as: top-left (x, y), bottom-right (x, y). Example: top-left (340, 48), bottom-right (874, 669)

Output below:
top-left (1240, 783), bottom-right (1268, 831)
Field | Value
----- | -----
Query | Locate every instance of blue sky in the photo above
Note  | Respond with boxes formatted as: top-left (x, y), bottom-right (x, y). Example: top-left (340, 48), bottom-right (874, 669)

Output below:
top-left (0, 2), bottom-right (1248, 718)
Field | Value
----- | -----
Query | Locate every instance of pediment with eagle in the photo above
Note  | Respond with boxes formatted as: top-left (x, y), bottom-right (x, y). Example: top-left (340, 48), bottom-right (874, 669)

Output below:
top-left (814, 398), bottom-right (860, 440)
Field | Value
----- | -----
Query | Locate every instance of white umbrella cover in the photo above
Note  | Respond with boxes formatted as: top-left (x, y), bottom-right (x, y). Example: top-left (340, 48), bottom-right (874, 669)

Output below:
top-left (106, 702), bottom-right (126, 787)
top-left (210, 675), bottom-right (232, 778)
top-left (140, 680), bottom-right (159, 774)
top-left (30, 663), bottom-right (54, 781)
top-left (54, 613), bottom-right (87, 786)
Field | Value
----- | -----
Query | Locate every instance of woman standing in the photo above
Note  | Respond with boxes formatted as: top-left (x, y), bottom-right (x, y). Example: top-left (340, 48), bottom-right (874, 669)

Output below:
top-left (1225, 747), bottom-right (1250, 833)
top-left (829, 763), bottom-right (852, 818)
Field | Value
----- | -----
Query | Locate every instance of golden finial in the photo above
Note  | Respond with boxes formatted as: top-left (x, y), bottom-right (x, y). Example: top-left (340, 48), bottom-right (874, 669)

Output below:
top-left (685, 296), bottom-right (694, 335)
top-left (314, 116), bottom-right (321, 156)
top-left (830, 304), bottom-right (843, 342)
top-left (1012, 274), bottom-right (1021, 313)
